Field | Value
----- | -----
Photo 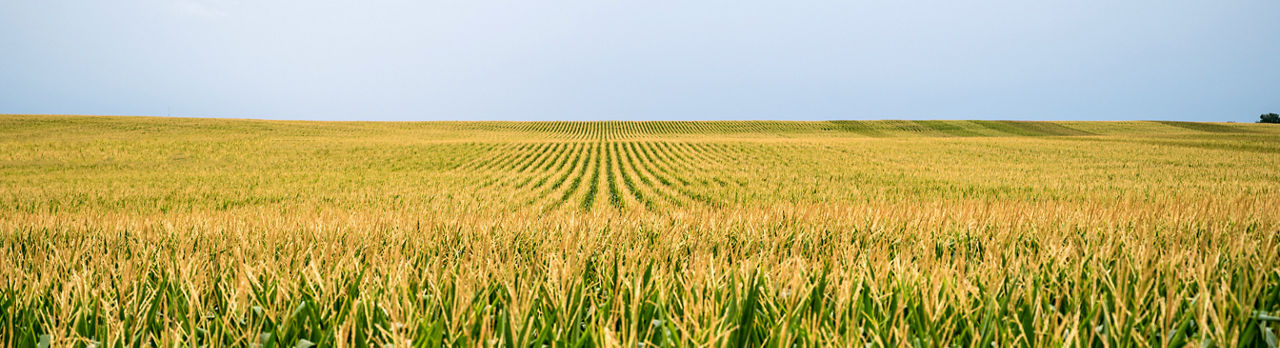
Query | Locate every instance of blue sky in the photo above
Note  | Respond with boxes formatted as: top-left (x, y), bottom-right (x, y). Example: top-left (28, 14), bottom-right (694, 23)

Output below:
top-left (2, 1), bottom-right (1277, 121)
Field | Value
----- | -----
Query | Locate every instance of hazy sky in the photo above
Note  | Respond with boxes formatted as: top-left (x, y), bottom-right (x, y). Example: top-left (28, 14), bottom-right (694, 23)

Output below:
top-left (2, 1), bottom-right (1277, 121)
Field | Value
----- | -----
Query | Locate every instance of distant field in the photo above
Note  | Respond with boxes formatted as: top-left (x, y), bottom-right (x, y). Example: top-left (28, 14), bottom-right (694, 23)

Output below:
top-left (2, 115), bottom-right (1278, 347)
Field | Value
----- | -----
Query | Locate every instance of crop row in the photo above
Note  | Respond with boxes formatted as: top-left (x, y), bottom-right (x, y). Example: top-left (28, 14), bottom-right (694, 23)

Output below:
top-left (488, 120), bottom-right (1269, 139)
top-left (455, 141), bottom-right (744, 212)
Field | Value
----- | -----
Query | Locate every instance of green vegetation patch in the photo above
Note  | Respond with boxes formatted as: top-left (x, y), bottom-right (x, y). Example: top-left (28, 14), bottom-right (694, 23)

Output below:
top-left (827, 120), bottom-right (887, 137)
top-left (972, 120), bottom-right (1094, 136)
top-left (1155, 121), bottom-right (1256, 134)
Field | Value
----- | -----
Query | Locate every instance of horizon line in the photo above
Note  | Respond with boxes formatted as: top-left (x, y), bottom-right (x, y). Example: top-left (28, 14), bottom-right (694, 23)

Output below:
top-left (1, 113), bottom-right (1260, 124)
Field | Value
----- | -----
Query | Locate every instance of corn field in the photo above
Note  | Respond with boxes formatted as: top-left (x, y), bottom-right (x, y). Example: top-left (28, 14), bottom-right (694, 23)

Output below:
top-left (2, 115), bottom-right (1279, 347)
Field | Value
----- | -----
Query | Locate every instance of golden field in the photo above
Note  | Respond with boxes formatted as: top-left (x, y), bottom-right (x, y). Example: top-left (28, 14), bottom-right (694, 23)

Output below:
top-left (1, 115), bottom-right (1278, 347)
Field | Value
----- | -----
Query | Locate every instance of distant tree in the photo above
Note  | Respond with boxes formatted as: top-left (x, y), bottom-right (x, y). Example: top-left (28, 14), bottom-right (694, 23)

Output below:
top-left (1261, 113), bottom-right (1280, 123)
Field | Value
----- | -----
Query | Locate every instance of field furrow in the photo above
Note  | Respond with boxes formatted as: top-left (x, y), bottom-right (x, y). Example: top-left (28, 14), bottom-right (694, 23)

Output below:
top-left (627, 142), bottom-right (698, 207)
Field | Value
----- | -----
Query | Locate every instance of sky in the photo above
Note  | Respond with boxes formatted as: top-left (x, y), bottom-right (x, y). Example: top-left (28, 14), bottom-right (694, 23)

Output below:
top-left (1, 1), bottom-right (1277, 122)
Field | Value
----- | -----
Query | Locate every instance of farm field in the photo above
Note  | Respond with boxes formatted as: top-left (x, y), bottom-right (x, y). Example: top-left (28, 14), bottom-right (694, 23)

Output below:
top-left (2, 115), bottom-right (1279, 347)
